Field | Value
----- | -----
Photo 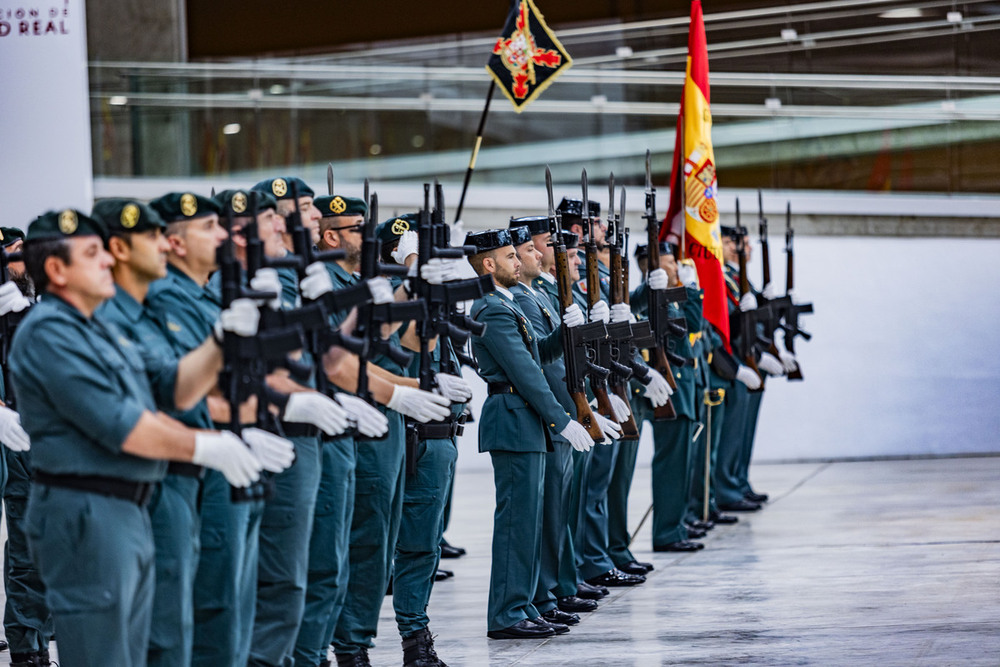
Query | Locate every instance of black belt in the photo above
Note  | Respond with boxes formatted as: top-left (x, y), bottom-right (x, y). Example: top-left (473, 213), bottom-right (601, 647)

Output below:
top-left (487, 382), bottom-right (515, 395)
top-left (280, 422), bottom-right (318, 438)
top-left (415, 420), bottom-right (463, 440)
top-left (33, 471), bottom-right (156, 507)
top-left (167, 462), bottom-right (205, 479)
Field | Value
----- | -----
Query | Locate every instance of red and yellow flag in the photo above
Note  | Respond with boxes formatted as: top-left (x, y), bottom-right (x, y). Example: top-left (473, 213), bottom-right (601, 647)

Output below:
top-left (660, 0), bottom-right (730, 350)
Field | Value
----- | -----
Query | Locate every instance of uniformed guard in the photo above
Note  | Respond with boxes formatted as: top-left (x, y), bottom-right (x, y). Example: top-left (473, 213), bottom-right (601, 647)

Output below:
top-left (10, 209), bottom-right (267, 666)
top-left (467, 228), bottom-right (593, 639)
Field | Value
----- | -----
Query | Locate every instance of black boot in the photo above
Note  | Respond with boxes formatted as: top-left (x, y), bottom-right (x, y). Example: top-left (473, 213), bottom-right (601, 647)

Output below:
top-left (335, 648), bottom-right (371, 667)
top-left (10, 652), bottom-right (48, 667)
top-left (402, 627), bottom-right (447, 667)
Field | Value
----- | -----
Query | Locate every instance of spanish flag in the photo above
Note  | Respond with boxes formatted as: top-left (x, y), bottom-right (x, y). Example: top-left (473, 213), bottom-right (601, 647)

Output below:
top-left (660, 0), bottom-right (730, 350)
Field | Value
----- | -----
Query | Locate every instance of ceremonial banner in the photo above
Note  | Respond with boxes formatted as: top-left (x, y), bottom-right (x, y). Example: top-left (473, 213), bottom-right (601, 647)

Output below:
top-left (486, 0), bottom-right (572, 112)
top-left (660, 0), bottom-right (730, 349)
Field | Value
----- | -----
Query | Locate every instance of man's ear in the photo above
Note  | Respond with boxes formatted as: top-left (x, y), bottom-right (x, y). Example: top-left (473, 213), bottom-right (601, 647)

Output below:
top-left (44, 254), bottom-right (70, 288)
top-left (482, 254), bottom-right (496, 273)
top-left (321, 228), bottom-right (340, 249)
top-left (107, 236), bottom-right (131, 263)
top-left (166, 233), bottom-right (186, 257)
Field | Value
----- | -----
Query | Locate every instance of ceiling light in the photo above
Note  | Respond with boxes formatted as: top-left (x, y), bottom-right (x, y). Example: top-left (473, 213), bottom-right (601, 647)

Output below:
top-left (764, 98), bottom-right (782, 109)
top-left (780, 28), bottom-right (798, 41)
top-left (946, 11), bottom-right (963, 23)
top-left (878, 8), bottom-right (924, 19)
top-left (269, 85), bottom-right (285, 95)
top-left (223, 123), bottom-right (241, 135)
top-left (616, 46), bottom-right (634, 58)
top-left (109, 95), bottom-right (128, 106)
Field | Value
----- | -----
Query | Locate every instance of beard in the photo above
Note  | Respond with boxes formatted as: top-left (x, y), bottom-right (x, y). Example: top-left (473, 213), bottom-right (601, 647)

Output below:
top-left (10, 271), bottom-right (34, 299)
top-left (493, 265), bottom-right (519, 288)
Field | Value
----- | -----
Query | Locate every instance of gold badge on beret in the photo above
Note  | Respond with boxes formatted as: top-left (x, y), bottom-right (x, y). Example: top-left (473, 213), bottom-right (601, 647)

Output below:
top-left (272, 178), bottom-right (288, 198)
top-left (121, 203), bottom-right (140, 228)
top-left (232, 192), bottom-right (248, 214)
top-left (59, 210), bottom-right (78, 234)
top-left (330, 196), bottom-right (346, 214)
top-left (180, 193), bottom-right (197, 217)
top-left (0, 230), bottom-right (5, 242)
top-left (390, 218), bottom-right (409, 235)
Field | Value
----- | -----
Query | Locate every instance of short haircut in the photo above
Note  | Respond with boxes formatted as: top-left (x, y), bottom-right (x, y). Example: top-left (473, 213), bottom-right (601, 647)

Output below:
top-left (24, 238), bottom-right (71, 294)
top-left (468, 249), bottom-right (498, 276)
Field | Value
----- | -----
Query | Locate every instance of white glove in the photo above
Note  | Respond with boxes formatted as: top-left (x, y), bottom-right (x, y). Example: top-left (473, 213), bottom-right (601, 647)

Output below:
top-left (284, 391), bottom-right (350, 436)
top-left (391, 230), bottom-right (419, 265)
top-left (610, 303), bottom-right (632, 323)
top-left (214, 298), bottom-right (260, 341)
top-left (602, 393), bottom-right (632, 422)
top-left (739, 292), bottom-right (757, 312)
top-left (736, 365), bottom-right (762, 390)
top-left (450, 220), bottom-right (466, 247)
top-left (562, 303), bottom-right (585, 328)
top-left (758, 352), bottom-right (784, 376)
top-left (192, 431), bottom-right (263, 488)
top-left (386, 385), bottom-right (451, 423)
top-left (647, 268), bottom-right (669, 290)
top-left (559, 420), bottom-right (594, 453)
top-left (435, 373), bottom-right (473, 403)
top-left (366, 277), bottom-right (394, 305)
top-left (778, 348), bottom-right (798, 373)
top-left (334, 394), bottom-right (389, 438)
top-left (300, 261), bottom-right (334, 300)
top-left (250, 268), bottom-right (283, 310)
top-left (762, 282), bottom-right (778, 301)
top-left (589, 300), bottom-right (610, 323)
top-left (678, 263), bottom-right (698, 288)
top-left (0, 282), bottom-right (30, 316)
top-left (419, 258), bottom-right (464, 284)
top-left (241, 427), bottom-right (296, 473)
top-left (643, 367), bottom-right (673, 407)
top-left (594, 413), bottom-right (622, 444)
top-left (0, 406), bottom-right (30, 452)
top-left (787, 289), bottom-right (806, 306)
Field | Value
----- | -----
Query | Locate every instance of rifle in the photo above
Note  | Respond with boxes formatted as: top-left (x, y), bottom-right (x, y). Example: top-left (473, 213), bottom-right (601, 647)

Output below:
top-left (642, 150), bottom-right (686, 421)
top-left (0, 246), bottom-right (27, 410)
top-left (733, 200), bottom-right (764, 392)
top-left (605, 175), bottom-right (640, 440)
top-left (782, 202), bottom-right (814, 380)
top-left (756, 190), bottom-right (791, 361)
top-left (547, 167), bottom-right (607, 442)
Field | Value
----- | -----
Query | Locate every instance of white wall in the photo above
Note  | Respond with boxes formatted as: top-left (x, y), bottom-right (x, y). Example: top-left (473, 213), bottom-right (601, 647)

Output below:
top-left (455, 236), bottom-right (1000, 471)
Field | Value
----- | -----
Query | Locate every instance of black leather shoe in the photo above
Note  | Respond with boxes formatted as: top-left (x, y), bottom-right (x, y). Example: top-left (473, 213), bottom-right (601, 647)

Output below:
top-left (439, 541), bottom-right (466, 559)
top-left (576, 581), bottom-right (608, 599)
top-left (586, 568), bottom-right (645, 587)
top-left (542, 608), bottom-right (580, 626)
top-left (487, 618), bottom-right (556, 640)
top-left (686, 527), bottom-right (707, 539)
top-left (653, 540), bottom-right (704, 552)
top-left (718, 499), bottom-right (761, 512)
top-left (709, 510), bottom-right (739, 524)
top-left (557, 595), bottom-right (598, 613)
top-left (687, 519), bottom-right (714, 531)
top-left (745, 490), bottom-right (769, 503)
top-left (532, 616), bottom-right (569, 635)
top-left (335, 648), bottom-right (371, 667)
top-left (435, 569), bottom-right (454, 581)
top-left (617, 560), bottom-right (649, 575)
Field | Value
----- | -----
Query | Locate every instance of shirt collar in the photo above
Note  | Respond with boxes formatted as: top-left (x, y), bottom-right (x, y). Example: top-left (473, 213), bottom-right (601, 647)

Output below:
top-left (110, 286), bottom-right (145, 322)
top-left (494, 285), bottom-right (513, 301)
top-left (538, 272), bottom-right (556, 285)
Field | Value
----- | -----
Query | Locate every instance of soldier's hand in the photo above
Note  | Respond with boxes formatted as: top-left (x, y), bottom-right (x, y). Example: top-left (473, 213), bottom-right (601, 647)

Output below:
top-left (241, 427), bottom-right (296, 473)
top-left (0, 282), bottom-right (30, 316)
top-left (284, 391), bottom-right (350, 436)
top-left (192, 431), bottom-right (263, 488)
top-left (386, 386), bottom-right (451, 423)
top-left (434, 373), bottom-right (473, 403)
top-left (594, 413), bottom-right (622, 444)
top-left (778, 348), bottom-right (798, 373)
top-left (758, 352), bottom-right (784, 376)
top-left (335, 394), bottom-right (389, 438)
top-left (249, 268), bottom-right (283, 310)
top-left (610, 303), bottom-right (632, 323)
top-left (608, 393), bottom-right (632, 422)
top-left (643, 367), bottom-right (673, 407)
top-left (762, 282), bottom-right (778, 301)
top-left (735, 365), bottom-right (762, 390)
top-left (560, 420), bottom-right (594, 453)
top-left (562, 303), bottom-right (585, 328)
top-left (677, 263), bottom-right (699, 288)
top-left (214, 298), bottom-right (260, 342)
top-left (300, 261), bottom-right (334, 300)
top-left (647, 268), bottom-right (669, 290)
top-left (420, 258), bottom-right (465, 285)
top-left (739, 293), bottom-right (757, 312)
top-left (367, 277), bottom-right (395, 305)
top-left (589, 300), bottom-right (610, 323)
top-left (0, 406), bottom-right (30, 452)
top-left (391, 230), bottom-right (419, 265)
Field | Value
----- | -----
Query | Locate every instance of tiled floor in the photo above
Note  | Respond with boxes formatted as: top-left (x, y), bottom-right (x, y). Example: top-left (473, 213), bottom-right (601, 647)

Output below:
top-left (1, 455), bottom-right (998, 666)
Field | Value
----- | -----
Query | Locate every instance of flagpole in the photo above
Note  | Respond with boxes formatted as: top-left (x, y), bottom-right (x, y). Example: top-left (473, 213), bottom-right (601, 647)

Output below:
top-left (454, 80), bottom-right (496, 224)
top-left (679, 106), bottom-right (687, 261)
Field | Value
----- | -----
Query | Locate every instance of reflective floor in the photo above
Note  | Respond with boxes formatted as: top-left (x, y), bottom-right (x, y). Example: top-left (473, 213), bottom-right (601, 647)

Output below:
top-left (1, 455), bottom-right (998, 665)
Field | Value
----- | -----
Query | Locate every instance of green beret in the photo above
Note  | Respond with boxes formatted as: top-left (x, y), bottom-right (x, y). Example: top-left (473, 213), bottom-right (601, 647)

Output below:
top-left (92, 198), bottom-right (165, 235)
top-left (149, 192), bottom-right (221, 223)
top-left (375, 213), bottom-right (419, 246)
top-left (0, 227), bottom-right (25, 248)
top-left (315, 195), bottom-right (367, 218)
top-left (213, 189), bottom-right (277, 218)
top-left (509, 225), bottom-right (532, 247)
top-left (26, 209), bottom-right (107, 242)
top-left (250, 176), bottom-right (314, 201)
top-left (464, 229), bottom-right (512, 254)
